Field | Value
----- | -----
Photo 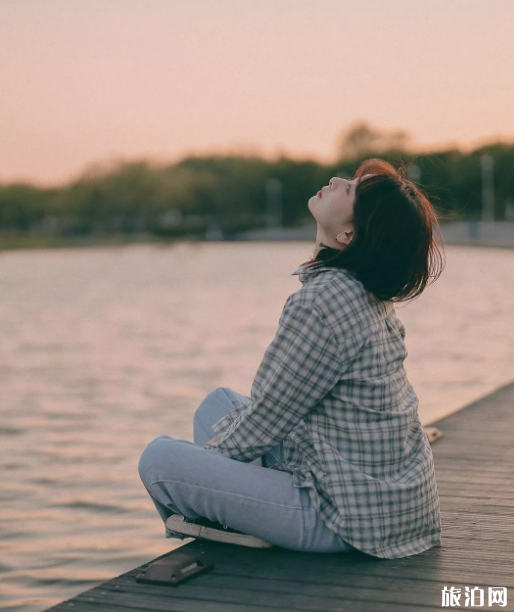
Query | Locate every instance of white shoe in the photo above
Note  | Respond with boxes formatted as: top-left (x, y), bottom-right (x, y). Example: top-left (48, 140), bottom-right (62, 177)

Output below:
top-left (165, 514), bottom-right (275, 548)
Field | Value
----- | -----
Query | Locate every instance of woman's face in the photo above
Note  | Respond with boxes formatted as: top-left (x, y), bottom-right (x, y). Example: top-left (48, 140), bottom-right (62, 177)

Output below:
top-left (308, 174), bottom-right (375, 248)
top-left (308, 174), bottom-right (373, 226)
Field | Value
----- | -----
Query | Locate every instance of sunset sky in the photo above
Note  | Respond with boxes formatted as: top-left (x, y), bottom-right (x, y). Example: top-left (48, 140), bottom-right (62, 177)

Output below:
top-left (1, 0), bottom-right (513, 186)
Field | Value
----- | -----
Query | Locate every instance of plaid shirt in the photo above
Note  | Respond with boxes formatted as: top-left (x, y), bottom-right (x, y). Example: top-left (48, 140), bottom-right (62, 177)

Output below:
top-left (203, 263), bottom-right (442, 558)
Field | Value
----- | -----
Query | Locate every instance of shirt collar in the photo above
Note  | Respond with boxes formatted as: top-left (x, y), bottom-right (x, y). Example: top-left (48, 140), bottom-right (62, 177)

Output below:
top-left (291, 262), bottom-right (333, 285)
top-left (291, 263), bottom-right (392, 311)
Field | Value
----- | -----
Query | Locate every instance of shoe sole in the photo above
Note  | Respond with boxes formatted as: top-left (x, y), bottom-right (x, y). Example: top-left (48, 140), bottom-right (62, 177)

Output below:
top-left (423, 426), bottom-right (443, 444)
top-left (165, 515), bottom-right (275, 548)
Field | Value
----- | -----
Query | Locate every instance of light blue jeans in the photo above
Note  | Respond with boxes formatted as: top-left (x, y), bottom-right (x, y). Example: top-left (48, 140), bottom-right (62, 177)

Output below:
top-left (138, 387), bottom-right (353, 553)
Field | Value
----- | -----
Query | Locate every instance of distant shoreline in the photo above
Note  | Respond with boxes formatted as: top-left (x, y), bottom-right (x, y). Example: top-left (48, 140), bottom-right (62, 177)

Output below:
top-left (1, 221), bottom-right (514, 251)
top-left (0, 233), bottom-right (185, 251)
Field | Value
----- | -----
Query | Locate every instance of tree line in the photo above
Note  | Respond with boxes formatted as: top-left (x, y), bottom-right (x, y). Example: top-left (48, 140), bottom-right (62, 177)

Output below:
top-left (1, 125), bottom-right (513, 244)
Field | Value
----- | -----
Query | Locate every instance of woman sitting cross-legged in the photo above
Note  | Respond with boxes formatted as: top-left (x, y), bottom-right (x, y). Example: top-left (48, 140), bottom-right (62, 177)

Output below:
top-left (138, 157), bottom-right (446, 558)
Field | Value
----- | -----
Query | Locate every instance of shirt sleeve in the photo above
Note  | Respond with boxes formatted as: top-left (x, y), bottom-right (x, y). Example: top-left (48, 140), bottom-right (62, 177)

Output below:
top-left (203, 296), bottom-right (343, 462)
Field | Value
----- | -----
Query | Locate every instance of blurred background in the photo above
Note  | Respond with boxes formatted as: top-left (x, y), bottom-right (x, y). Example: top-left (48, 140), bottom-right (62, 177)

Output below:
top-left (1, 1), bottom-right (513, 610)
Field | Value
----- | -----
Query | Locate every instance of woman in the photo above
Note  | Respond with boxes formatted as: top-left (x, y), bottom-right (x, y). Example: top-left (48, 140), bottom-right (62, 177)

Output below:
top-left (138, 157), bottom-right (446, 558)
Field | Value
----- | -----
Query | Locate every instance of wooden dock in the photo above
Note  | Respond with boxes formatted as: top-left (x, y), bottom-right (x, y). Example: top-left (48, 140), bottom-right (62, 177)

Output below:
top-left (44, 380), bottom-right (514, 612)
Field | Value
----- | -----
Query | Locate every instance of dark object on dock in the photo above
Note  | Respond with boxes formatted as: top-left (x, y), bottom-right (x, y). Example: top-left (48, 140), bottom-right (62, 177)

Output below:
top-left (135, 552), bottom-right (214, 587)
top-left (423, 426), bottom-right (443, 444)
top-left (44, 379), bottom-right (514, 611)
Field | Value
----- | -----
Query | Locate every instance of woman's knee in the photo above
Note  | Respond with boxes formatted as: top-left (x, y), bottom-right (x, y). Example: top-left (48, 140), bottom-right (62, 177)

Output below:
top-left (193, 387), bottom-right (228, 425)
top-left (138, 435), bottom-right (177, 486)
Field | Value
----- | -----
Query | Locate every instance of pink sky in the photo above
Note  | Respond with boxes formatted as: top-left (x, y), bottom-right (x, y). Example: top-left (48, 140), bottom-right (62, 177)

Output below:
top-left (1, 0), bottom-right (513, 187)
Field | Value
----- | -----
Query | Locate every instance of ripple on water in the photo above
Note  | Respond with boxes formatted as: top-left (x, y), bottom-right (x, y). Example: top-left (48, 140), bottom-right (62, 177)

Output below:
top-left (49, 501), bottom-right (132, 513)
top-left (0, 427), bottom-right (25, 435)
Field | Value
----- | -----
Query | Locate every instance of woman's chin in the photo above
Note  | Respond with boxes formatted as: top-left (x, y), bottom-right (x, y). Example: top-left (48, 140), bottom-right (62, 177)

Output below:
top-left (307, 197), bottom-right (318, 215)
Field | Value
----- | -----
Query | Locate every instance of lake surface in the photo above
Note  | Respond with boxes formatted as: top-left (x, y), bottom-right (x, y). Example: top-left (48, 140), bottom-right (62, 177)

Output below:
top-left (1, 241), bottom-right (513, 611)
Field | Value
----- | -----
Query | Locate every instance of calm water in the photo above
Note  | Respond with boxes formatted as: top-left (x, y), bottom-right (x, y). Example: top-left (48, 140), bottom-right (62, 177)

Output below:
top-left (1, 241), bottom-right (514, 611)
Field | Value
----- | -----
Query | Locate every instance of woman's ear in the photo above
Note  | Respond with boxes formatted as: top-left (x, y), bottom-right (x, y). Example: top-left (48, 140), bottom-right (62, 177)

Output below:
top-left (335, 230), bottom-right (354, 245)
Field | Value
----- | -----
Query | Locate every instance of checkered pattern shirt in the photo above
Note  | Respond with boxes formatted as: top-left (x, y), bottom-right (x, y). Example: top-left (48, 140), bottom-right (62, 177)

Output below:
top-left (203, 263), bottom-right (442, 558)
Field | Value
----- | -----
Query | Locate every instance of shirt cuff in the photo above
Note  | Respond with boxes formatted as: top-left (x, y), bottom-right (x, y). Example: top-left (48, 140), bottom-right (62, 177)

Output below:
top-left (203, 401), bottom-right (250, 451)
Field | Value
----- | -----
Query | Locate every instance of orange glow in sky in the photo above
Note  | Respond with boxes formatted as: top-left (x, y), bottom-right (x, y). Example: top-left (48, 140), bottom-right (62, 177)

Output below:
top-left (1, 0), bottom-right (513, 186)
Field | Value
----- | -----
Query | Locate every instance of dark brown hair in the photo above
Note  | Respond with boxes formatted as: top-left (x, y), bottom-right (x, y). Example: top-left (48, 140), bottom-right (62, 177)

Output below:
top-left (300, 158), bottom-right (446, 303)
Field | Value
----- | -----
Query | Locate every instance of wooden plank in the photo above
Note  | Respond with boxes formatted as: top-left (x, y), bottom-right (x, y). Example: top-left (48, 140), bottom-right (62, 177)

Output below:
top-left (65, 578), bottom-right (488, 611)
top-left (43, 378), bottom-right (514, 612)
top-left (47, 600), bottom-right (469, 612)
